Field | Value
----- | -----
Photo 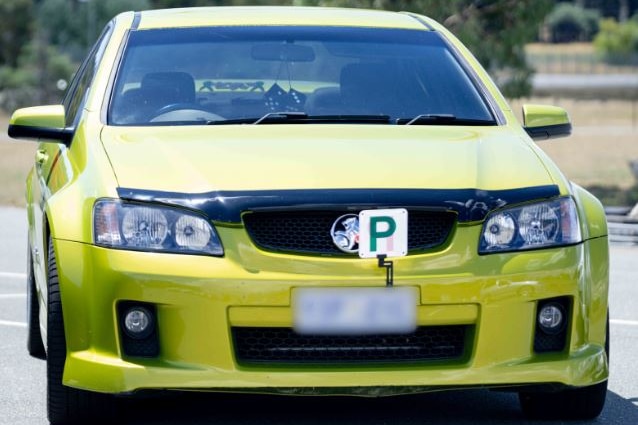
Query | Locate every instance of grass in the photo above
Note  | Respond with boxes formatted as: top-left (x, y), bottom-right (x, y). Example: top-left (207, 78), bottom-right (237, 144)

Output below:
top-left (1, 98), bottom-right (637, 206)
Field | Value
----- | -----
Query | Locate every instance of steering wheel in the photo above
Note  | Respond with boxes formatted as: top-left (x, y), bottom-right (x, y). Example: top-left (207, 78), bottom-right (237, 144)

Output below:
top-left (150, 103), bottom-right (225, 122)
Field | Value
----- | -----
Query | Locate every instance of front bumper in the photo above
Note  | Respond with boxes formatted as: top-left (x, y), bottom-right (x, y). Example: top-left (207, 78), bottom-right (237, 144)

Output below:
top-left (53, 226), bottom-right (609, 395)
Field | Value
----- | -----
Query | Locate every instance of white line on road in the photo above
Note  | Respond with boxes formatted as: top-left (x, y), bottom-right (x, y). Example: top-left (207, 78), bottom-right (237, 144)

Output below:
top-left (610, 319), bottom-right (638, 327)
top-left (0, 293), bottom-right (26, 299)
top-left (0, 320), bottom-right (27, 328)
top-left (0, 271), bottom-right (26, 279)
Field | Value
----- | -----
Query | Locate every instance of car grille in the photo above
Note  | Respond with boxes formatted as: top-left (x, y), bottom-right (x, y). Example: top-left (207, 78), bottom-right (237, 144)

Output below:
top-left (232, 326), bottom-right (470, 364)
top-left (242, 210), bottom-right (455, 255)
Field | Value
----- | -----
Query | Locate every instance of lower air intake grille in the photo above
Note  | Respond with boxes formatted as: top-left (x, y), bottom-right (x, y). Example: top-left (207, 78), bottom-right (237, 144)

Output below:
top-left (243, 210), bottom-right (455, 255)
top-left (232, 326), bottom-right (469, 364)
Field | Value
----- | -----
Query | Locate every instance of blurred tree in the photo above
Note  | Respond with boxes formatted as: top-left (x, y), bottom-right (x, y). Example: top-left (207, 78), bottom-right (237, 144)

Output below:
top-left (150, 0), bottom-right (293, 6)
top-left (621, 0), bottom-right (638, 21)
top-left (151, 0), bottom-right (219, 8)
top-left (594, 15), bottom-right (638, 64)
top-left (39, 0), bottom-right (151, 60)
top-left (0, 0), bottom-right (33, 68)
top-left (545, 2), bottom-right (601, 42)
top-left (1, 0), bottom-right (151, 110)
top-left (568, 0), bottom-right (638, 21)
top-left (0, 43), bottom-right (75, 110)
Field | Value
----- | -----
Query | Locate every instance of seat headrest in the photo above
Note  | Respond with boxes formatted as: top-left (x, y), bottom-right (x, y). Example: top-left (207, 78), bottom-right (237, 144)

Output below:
top-left (140, 72), bottom-right (196, 105)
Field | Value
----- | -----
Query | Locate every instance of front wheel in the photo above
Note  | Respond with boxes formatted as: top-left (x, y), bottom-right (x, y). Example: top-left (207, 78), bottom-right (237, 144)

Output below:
top-left (46, 238), bottom-right (116, 425)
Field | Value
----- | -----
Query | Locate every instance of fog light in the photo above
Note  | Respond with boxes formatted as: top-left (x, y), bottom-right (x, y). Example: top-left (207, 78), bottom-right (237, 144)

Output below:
top-left (123, 306), bottom-right (154, 339)
top-left (538, 303), bottom-right (565, 334)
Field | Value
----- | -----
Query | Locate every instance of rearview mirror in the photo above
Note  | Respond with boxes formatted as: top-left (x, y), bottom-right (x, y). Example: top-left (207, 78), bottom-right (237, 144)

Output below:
top-left (251, 43), bottom-right (315, 62)
top-left (522, 104), bottom-right (572, 141)
top-left (7, 105), bottom-right (73, 145)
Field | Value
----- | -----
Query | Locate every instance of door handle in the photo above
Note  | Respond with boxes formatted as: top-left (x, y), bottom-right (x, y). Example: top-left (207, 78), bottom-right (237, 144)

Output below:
top-left (36, 150), bottom-right (48, 164)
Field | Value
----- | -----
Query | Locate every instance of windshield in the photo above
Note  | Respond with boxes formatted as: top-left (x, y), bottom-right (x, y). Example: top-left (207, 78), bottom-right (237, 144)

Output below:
top-left (108, 26), bottom-right (496, 126)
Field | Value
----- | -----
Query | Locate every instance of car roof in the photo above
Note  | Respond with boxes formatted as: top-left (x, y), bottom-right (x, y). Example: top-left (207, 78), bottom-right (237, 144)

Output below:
top-left (134, 6), bottom-right (433, 31)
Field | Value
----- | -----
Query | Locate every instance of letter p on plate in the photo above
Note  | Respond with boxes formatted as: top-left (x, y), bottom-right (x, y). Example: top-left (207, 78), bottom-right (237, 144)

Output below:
top-left (358, 209), bottom-right (408, 259)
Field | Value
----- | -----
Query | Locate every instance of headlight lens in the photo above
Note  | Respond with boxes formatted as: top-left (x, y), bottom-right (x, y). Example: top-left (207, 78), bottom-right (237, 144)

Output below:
top-left (121, 207), bottom-right (169, 248)
top-left (479, 197), bottom-right (581, 254)
top-left (94, 200), bottom-right (223, 256)
top-left (174, 215), bottom-right (212, 249)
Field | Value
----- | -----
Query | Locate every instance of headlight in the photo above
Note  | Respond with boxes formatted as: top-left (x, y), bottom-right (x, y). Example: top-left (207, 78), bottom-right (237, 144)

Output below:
top-left (94, 199), bottom-right (223, 256)
top-left (479, 197), bottom-right (581, 254)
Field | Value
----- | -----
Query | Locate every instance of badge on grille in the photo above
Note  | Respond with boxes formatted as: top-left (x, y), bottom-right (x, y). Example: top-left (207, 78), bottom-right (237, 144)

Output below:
top-left (330, 214), bottom-right (360, 253)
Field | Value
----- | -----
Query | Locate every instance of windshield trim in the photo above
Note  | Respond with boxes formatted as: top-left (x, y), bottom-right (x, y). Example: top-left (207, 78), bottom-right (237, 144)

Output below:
top-left (437, 34), bottom-right (506, 126)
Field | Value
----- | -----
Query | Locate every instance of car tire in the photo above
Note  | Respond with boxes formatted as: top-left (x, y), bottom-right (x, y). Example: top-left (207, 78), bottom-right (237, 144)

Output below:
top-left (518, 314), bottom-right (609, 420)
top-left (46, 238), bottom-right (116, 425)
top-left (27, 246), bottom-right (46, 359)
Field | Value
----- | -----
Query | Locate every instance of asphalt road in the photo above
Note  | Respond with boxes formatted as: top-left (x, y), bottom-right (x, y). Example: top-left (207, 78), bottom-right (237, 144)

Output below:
top-left (1, 207), bottom-right (637, 425)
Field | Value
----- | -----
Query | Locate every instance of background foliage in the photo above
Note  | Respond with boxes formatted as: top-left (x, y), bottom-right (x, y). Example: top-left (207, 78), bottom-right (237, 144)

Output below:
top-left (594, 14), bottom-right (638, 64)
top-left (0, 0), bottom-right (151, 110)
top-left (544, 2), bottom-right (601, 42)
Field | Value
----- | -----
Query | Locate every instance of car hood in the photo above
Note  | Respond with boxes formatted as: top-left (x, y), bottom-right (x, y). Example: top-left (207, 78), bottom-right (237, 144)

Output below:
top-left (100, 125), bottom-right (555, 194)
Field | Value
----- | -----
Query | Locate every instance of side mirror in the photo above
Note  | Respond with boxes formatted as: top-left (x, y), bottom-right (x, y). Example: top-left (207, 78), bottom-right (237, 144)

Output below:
top-left (7, 105), bottom-right (73, 145)
top-left (522, 104), bottom-right (572, 141)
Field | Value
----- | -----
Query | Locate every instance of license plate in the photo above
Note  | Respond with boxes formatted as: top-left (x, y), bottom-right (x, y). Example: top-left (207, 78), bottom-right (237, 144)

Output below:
top-left (293, 287), bottom-right (417, 335)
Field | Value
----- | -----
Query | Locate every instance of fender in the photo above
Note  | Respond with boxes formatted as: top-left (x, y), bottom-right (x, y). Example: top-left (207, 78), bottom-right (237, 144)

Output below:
top-left (571, 182), bottom-right (608, 241)
top-left (46, 121), bottom-right (119, 244)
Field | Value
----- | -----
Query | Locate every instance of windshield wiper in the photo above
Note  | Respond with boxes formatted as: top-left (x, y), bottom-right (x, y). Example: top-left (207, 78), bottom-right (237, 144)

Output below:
top-left (253, 112), bottom-right (308, 124)
top-left (205, 112), bottom-right (306, 125)
top-left (399, 114), bottom-right (496, 126)
top-left (207, 113), bottom-right (392, 125)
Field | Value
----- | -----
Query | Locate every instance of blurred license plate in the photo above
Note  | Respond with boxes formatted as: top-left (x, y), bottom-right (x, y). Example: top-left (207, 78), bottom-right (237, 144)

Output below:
top-left (293, 287), bottom-right (417, 335)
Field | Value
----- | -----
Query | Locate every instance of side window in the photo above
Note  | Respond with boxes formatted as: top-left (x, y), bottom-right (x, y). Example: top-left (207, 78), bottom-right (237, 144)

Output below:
top-left (62, 23), bottom-right (114, 127)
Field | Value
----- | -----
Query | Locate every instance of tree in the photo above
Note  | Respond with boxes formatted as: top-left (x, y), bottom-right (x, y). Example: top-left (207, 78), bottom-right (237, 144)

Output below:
top-left (594, 15), bottom-right (638, 64)
top-left (151, 0), bottom-right (294, 6)
top-left (0, 0), bottom-right (33, 68)
top-left (0, 42), bottom-right (76, 111)
top-left (39, 0), bottom-right (151, 60)
top-left (1, 0), bottom-right (151, 111)
top-left (545, 3), bottom-right (601, 42)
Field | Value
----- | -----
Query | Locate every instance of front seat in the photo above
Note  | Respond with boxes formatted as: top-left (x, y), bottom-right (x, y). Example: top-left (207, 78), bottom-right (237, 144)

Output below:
top-left (140, 71), bottom-right (196, 112)
top-left (112, 72), bottom-right (197, 124)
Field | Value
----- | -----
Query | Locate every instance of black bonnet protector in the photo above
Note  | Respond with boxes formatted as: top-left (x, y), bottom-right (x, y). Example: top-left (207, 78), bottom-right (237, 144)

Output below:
top-left (116, 186), bottom-right (561, 224)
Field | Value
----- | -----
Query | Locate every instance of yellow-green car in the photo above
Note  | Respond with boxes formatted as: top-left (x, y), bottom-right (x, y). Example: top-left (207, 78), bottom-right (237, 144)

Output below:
top-left (8, 6), bottom-right (609, 424)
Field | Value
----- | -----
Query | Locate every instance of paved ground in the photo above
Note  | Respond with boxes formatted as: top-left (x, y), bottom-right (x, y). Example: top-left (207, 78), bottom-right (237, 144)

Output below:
top-left (1, 207), bottom-right (637, 424)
